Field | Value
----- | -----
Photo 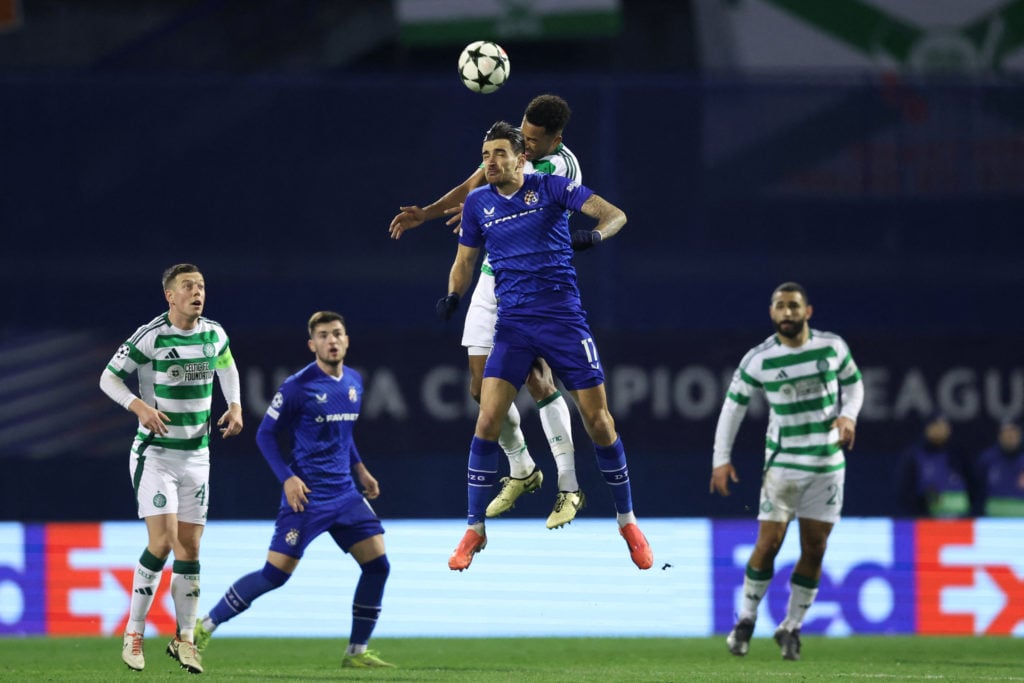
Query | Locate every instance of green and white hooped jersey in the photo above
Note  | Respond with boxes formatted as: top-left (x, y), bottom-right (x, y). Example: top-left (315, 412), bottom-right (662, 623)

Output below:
top-left (480, 142), bottom-right (582, 277)
top-left (528, 142), bottom-right (582, 184)
top-left (724, 330), bottom-right (863, 474)
top-left (106, 313), bottom-right (234, 457)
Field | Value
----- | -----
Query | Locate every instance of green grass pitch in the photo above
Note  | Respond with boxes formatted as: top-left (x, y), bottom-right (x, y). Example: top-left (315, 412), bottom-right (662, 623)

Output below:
top-left (1, 636), bottom-right (1021, 681)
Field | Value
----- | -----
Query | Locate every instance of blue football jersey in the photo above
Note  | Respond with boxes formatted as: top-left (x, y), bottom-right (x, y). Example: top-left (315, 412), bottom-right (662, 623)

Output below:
top-left (257, 362), bottom-right (363, 508)
top-left (460, 173), bottom-right (594, 311)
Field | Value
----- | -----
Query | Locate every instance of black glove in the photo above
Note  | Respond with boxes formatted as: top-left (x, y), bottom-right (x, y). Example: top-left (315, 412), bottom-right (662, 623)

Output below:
top-left (571, 230), bottom-right (602, 252)
top-left (436, 292), bottom-right (460, 321)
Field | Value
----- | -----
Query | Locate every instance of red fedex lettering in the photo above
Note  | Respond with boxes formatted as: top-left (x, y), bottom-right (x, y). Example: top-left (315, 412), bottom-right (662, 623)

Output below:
top-left (916, 521), bottom-right (1024, 635)
top-left (44, 523), bottom-right (177, 635)
top-left (916, 520), bottom-right (974, 634)
top-left (45, 524), bottom-right (103, 635)
top-left (984, 566), bottom-right (1024, 635)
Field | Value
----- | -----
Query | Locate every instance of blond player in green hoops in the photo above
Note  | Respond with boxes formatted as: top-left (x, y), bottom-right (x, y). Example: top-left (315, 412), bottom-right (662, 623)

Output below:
top-left (100, 263), bottom-right (243, 674)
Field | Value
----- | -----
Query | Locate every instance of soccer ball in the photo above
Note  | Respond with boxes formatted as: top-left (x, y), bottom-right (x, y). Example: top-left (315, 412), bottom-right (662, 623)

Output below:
top-left (458, 41), bottom-right (510, 94)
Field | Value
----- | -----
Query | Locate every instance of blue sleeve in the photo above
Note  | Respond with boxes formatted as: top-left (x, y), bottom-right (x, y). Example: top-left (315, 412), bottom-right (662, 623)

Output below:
top-left (256, 416), bottom-right (294, 484)
top-left (256, 384), bottom-right (298, 483)
top-left (546, 174), bottom-right (593, 212)
top-left (347, 371), bottom-right (364, 468)
top-left (459, 189), bottom-right (484, 248)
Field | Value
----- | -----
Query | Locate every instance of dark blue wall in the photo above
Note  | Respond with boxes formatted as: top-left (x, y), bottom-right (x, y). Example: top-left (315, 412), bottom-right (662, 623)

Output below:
top-left (5, 73), bottom-right (1023, 333)
top-left (2, 72), bottom-right (1022, 521)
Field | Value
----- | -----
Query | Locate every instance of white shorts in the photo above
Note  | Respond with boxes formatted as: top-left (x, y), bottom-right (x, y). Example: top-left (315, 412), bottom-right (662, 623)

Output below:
top-left (757, 466), bottom-right (844, 524)
top-left (130, 445), bottom-right (210, 524)
top-left (461, 271), bottom-right (497, 354)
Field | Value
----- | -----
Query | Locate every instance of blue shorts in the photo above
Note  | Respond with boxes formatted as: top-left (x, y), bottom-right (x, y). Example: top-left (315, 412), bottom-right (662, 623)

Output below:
top-left (268, 494), bottom-right (384, 559)
top-left (485, 310), bottom-right (604, 391)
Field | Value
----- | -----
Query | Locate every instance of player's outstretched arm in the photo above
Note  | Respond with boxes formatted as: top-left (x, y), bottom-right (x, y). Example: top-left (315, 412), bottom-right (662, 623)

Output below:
top-left (442, 202), bottom-right (466, 233)
top-left (389, 205), bottom-right (428, 238)
top-left (389, 168), bottom-right (485, 239)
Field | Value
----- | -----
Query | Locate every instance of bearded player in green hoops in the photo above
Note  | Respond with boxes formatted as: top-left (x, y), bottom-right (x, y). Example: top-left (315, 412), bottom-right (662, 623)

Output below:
top-left (711, 282), bottom-right (864, 662)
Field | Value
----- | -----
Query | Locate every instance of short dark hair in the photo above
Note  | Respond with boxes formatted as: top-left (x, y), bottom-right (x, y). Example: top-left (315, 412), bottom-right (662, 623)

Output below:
top-left (307, 311), bottom-right (345, 337)
top-left (162, 263), bottom-right (201, 291)
top-left (772, 281), bottom-right (809, 304)
top-left (483, 120), bottom-right (525, 155)
top-left (524, 94), bottom-right (571, 135)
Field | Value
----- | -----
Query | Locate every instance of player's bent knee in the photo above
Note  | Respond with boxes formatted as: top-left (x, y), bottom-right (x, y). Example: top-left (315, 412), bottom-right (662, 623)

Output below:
top-left (259, 561), bottom-right (292, 588)
top-left (361, 554), bottom-right (390, 577)
top-left (173, 540), bottom-right (200, 560)
top-left (582, 413), bottom-right (616, 442)
top-left (757, 537), bottom-right (784, 556)
top-left (147, 540), bottom-right (174, 558)
top-left (475, 415), bottom-right (504, 440)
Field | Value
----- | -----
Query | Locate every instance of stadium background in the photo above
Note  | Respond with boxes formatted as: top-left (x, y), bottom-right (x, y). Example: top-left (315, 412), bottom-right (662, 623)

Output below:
top-left (1, 0), bottom-right (1023, 638)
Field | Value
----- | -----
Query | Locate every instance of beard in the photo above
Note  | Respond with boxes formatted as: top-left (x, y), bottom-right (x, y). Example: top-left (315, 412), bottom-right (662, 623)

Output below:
top-left (774, 319), bottom-right (805, 339)
top-left (317, 352), bottom-right (342, 367)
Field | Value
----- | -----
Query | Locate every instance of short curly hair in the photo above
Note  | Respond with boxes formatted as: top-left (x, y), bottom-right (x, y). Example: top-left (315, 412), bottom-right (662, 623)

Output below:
top-left (523, 94), bottom-right (571, 135)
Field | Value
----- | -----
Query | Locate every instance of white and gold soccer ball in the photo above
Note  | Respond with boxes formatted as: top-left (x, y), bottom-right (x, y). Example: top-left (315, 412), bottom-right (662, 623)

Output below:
top-left (458, 40), bottom-right (510, 94)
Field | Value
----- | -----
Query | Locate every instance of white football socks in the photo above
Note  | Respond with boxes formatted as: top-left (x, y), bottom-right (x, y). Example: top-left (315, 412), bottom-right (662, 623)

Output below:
top-left (740, 574), bottom-right (772, 622)
top-left (539, 395), bottom-right (577, 490)
top-left (499, 402), bottom-right (536, 478)
top-left (126, 562), bottom-right (162, 635)
top-left (171, 566), bottom-right (201, 643)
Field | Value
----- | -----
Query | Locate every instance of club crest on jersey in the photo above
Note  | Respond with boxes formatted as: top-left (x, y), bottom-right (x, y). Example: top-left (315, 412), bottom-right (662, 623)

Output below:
top-left (816, 359), bottom-right (830, 372)
top-left (202, 342), bottom-right (217, 358)
top-left (523, 190), bottom-right (538, 205)
top-left (285, 528), bottom-right (300, 546)
top-left (349, 386), bottom-right (358, 402)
